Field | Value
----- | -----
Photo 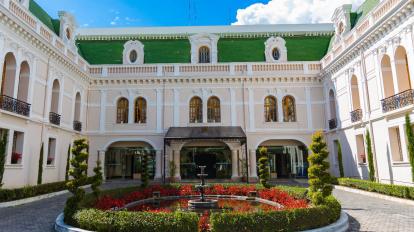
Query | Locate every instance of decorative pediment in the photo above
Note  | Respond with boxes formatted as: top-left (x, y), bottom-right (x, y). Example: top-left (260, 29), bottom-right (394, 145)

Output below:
top-left (264, 37), bottom-right (287, 62)
top-left (123, 40), bottom-right (144, 65)
top-left (58, 11), bottom-right (77, 51)
top-left (331, 5), bottom-right (352, 43)
top-left (189, 33), bottom-right (219, 64)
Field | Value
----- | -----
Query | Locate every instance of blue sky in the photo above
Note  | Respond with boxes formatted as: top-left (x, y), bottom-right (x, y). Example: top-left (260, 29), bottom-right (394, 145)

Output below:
top-left (35, 0), bottom-right (269, 28)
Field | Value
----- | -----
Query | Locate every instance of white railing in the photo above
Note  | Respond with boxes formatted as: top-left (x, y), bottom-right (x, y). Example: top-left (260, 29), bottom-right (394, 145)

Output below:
top-left (89, 62), bottom-right (321, 78)
top-left (321, 0), bottom-right (405, 68)
top-left (0, 0), bottom-right (89, 73)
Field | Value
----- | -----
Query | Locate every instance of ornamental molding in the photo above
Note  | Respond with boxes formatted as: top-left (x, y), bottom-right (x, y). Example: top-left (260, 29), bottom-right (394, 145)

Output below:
top-left (264, 36), bottom-right (287, 62)
top-left (123, 40), bottom-right (144, 65)
top-left (189, 33), bottom-right (219, 64)
top-left (321, 1), bottom-right (414, 78)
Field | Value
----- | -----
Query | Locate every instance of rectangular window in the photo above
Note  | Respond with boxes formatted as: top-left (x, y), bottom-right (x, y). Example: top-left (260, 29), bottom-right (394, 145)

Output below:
top-left (389, 127), bottom-right (404, 162)
top-left (47, 138), bottom-right (56, 166)
top-left (356, 134), bottom-right (366, 164)
top-left (11, 131), bottom-right (24, 164)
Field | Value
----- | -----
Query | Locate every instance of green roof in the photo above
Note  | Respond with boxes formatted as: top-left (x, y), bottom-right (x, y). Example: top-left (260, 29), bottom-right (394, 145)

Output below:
top-left (351, 0), bottom-right (379, 28)
top-left (29, 0), bottom-right (60, 35)
top-left (76, 36), bottom-right (332, 65)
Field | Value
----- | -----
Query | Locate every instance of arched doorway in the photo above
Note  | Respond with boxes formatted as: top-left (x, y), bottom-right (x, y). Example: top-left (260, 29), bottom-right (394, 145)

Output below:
top-left (180, 141), bottom-right (232, 179)
top-left (105, 141), bottom-right (156, 180)
top-left (257, 140), bottom-right (308, 179)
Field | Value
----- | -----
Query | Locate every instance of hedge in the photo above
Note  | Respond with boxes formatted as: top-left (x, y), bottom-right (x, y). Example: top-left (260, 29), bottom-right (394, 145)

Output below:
top-left (74, 209), bottom-right (199, 232)
top-left (210, 196), bottom-right (341, 232)
top-left (338, 178), bottom-right (414, 200)
top-left (0, 177), bottom-right (94, 203)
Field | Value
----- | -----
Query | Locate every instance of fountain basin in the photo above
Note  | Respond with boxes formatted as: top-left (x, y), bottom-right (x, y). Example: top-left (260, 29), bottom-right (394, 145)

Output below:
top-left (188, 198), bottom-right (218, 209)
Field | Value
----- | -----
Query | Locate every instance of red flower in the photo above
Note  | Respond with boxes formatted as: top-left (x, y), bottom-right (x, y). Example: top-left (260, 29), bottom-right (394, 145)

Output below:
top-left (198, 212), bottom-right (210, 232)
top-left (11, 152), bottom-right (22, 163)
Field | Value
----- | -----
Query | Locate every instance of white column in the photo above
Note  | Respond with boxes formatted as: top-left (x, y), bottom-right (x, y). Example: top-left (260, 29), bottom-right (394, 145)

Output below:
top-left (248, 88), bottom-right (255, 131)
top-left (277, 89), bottom-right (284, 122)
top-left (305, 87), bottom-right (313, 130)
top-left (155, 150), bottom-right (162, 181)
top-left (173, 149), bottom-right (181, 180)
top-left (12, 63), bottom-right (20, 99)
top-left (128, 91), bottom-right (134, 124)
top-left (231, 149), bottom-right (239, 180)
top-left (230, 88), bottom-right (237, 126)
top-left (389, 55), bottom-right (400, 94)
top-left (202, 89), bottom-right (208, 123)
top-left (156, 89), bottom-right (163, 133)
top-left (373, 50), bottom-right (385, 100)
top-left (249, 149), bottom-right (258, 181)
top-left (173, 89), bottom-right (180, 126)
top-left (99, 90), bottom-right (106, 133)
top-left (404, 26), bottom-right (414, 85)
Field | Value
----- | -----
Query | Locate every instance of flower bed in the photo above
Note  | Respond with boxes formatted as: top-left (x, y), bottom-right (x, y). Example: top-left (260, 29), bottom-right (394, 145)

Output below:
top-left (338, 178), bottom-right (414, 200)
top-left (72, 184), bottom-right (341, 232)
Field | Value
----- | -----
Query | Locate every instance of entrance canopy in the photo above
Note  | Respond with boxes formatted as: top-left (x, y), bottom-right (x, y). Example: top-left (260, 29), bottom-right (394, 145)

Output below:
top-left (164, 126), bottom-right (247, 145)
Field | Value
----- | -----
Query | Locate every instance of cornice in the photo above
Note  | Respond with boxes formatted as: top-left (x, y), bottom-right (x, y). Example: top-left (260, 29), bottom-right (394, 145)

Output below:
top-left (0, 5), bottom-right (90, 83)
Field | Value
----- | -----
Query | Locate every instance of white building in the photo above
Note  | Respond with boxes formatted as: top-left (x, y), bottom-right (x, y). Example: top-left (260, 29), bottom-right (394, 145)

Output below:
top-left (0, 0), bottom-right (412, 188)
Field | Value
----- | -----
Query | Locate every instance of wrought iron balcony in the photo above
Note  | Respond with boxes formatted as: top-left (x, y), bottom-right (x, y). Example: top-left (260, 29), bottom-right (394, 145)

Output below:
top-left (381, 89), bottom-right (414, 113)
top-left (49, 112), bottom-right (61, 126)
top-left (350, 109), bottom-right (362, 123)
top-left (73, 120), bottom-right (82, 132)
top-left (0, 95), bottom-right (30, 117)
top-left (328, 118), bottom-right (337, 130)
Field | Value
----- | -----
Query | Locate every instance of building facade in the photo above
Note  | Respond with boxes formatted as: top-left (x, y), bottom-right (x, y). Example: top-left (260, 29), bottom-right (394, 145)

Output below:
top-left (0, 0), bottom-right (412, 188)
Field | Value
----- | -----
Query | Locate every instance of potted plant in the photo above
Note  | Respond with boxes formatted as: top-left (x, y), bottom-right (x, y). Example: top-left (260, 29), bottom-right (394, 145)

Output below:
top-left (47, 156), bottom-right (54, 165)
top-left (11, 152), bottom-right (22, 164)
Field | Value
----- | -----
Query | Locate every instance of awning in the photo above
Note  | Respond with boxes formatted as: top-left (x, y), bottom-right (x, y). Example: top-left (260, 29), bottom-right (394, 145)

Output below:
top-left (164, 126), bottom-right (247, 144)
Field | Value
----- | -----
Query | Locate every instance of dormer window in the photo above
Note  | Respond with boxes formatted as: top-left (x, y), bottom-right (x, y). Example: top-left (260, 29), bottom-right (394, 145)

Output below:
top-left (129, 50), bottom-right (138, 63)
top-left (199, 46), bottom-right (210, 63)
top-left (65, 28), bottom-right (71, 40)
top-left (272, 48), bottom-right (280, 61)
top-left (123, 41), bottom-right (144, 65)
top-left (338, 22), bottom-right (345, 35)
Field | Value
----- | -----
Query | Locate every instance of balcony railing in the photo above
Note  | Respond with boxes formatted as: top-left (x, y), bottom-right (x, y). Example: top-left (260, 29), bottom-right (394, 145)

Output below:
top-left (381, 89), bottom-right (414, 113)
top-left (49, 112), bottom-right (61, 126)
top-left (0, 95), bottom-right (30, 117)
top-left (73, 120), bottom-right (82, 132)
top-left (350, 109), bottom-right (362, 123)
top-left (328, 118), bottom-right (337, 130)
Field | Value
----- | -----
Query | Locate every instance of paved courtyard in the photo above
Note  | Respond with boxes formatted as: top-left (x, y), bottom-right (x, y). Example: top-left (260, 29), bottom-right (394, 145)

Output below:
top-left (0, 181), bottom-right (412, 231)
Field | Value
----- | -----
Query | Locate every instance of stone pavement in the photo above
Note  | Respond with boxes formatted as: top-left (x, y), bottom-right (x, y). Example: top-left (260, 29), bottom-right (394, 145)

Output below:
top-left (0, 180), bottom-right (141, 232)
top-left (333, 189), bottom-right (414, 232)
top-left (0, 181), bottom-right (413, 231)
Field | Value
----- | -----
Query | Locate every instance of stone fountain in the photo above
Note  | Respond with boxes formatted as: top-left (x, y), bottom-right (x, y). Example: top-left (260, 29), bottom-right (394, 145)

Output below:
top-left (188, 166), bottom-right (218, 210)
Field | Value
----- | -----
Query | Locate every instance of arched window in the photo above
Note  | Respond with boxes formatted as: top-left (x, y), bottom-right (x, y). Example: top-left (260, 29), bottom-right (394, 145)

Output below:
top-left (129, 50), bottom-right (138, 63)
top-left (1, 53), bottom-right (17, 97)
top-left (394, 46), bottom-right (411, 93)
top-left (17, 61), bottom-right (30, 102)
top-left (351, 75), bottom-right (361, 110)
top-left (189, 97), bottom-right (202, 123)
top-left (329, 90), bottom-right (336, 119)
top-left (272, 48), bottom-right (280, 61)
top-left (117, 97), bottom-right (129, 124)
top-left (264, 96), bottom-right (277, 122)
top-left (283, 95), bottom-right (296, 122)
top-left (74, 92), bottom-right (81, 122)
top-left (50, 79), bottom-right (60, 114)
top-left (381, 55), bottom-right (395, 98)
top-left (134, 97), bottom-right (147, 124)
top-left (207, 96), bottom-right (220, 123)
top-left (199, 46), bottom-right (210, 63)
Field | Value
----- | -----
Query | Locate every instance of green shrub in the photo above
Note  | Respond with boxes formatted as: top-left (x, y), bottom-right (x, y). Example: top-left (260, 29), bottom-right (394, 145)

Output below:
top-left (336, 141), bottom-right (344, 178)
top-left (0, 131), bottom-right (8, 188)
top-left (338, 178), bottom-right (414, 200)
top-left (405, 114), bottom-right (414, 182)
top-left (210, 196), bottom-right (340, 232)
top-left (64, 138), bottom-right (89, 225)
top-left (74, 209), bottom-right (199, 232)
top-left (141, 152), bottom-right (149, 188)
top-left (65, 145), bottom-right (71, 182)
top-left (365, 130), bottom-right (375, 181)
top-left (258, 147), bottom-right (270, 188)
top-left (308, 131), bottom-right (333, 205)
top-left (37, 143), bottom-right (44, 185)
top-left (92, 160), bottom-right (103, 198)
top-left (0, 177), bottom-right (93, 203)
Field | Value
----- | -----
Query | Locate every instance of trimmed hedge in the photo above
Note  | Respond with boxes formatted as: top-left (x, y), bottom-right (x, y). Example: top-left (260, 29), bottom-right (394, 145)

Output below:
top-left (210, 196), bottom-right (341, 232)
top-left (0, 177), bottom-right (93, 203)
top-left (338, 178), bottom-right (414, 200)
top-left (74, 209), bottom-right (199, 232)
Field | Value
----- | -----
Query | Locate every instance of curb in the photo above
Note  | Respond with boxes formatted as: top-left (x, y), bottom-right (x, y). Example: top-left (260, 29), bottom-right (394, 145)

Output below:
top-left (0, 184), bottom-right (91, 209)
top-left (334, 185), bottom-right (414, 206)
top-left (55, 211), bottom-right (349, 232)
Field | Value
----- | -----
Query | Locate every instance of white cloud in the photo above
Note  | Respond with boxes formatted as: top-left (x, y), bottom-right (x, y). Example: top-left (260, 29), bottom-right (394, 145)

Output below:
top-left (232, 0), bottom-right (366, 25)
